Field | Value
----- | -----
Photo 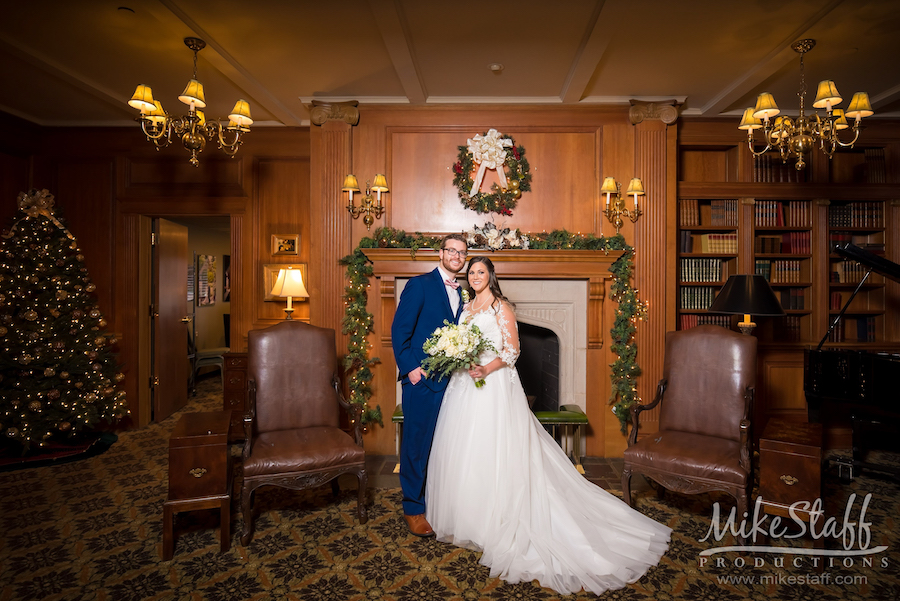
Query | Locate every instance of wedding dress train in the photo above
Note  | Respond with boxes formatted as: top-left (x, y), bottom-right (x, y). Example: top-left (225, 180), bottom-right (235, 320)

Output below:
top-left (425, 304), bottom-right (671, 596)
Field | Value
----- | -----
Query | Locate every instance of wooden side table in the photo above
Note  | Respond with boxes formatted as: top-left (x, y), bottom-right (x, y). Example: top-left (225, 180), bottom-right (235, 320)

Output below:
top-left (162, 411), bottom-right (232, 560)
top-left (758, 419), bottom-right (823, 539)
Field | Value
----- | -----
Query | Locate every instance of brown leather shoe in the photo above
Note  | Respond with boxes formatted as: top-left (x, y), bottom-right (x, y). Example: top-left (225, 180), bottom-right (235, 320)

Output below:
top-left (404, 513), bottom-right (435, 537)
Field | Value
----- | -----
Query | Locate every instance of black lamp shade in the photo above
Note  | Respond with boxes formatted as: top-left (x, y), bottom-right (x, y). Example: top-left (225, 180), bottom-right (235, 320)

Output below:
top-left (708, 275), bottom-right (785, 316)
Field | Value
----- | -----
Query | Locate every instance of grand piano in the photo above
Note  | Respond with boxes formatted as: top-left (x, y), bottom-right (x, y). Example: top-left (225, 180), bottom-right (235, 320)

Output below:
top-left (804, 243), bottom-right (900, 481)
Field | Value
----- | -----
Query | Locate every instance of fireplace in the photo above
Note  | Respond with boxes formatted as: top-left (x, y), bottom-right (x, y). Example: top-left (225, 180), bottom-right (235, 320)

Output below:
top-left (517, 321), bottom-right (560, 413)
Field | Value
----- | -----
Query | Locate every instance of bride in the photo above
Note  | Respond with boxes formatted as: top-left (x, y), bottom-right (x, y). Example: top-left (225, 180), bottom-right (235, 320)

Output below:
top-left (425, 256), bottom-right (671, 596)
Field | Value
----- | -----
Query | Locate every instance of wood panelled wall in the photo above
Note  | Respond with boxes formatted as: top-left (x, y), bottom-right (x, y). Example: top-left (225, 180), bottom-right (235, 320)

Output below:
top-left (1, 105), bottom-right (677, 456)
top-left (312, 105), bottom-right (678, 456)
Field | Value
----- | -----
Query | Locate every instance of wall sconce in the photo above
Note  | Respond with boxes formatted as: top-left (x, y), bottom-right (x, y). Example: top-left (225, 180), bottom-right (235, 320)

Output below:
top-left (270, 268), bottom-right (309, 320)
top-left (602, 177), bottom-right (644, 233)
top-left (342, 174), bottom-right (388, 230)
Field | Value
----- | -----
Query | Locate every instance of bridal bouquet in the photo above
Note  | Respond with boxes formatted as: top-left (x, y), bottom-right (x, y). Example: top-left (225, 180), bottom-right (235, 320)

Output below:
top-left (422, 320), bottom-right (495, 387)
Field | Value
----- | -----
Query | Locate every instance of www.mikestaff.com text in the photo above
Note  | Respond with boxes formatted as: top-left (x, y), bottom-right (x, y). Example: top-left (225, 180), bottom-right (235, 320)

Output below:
top-left (715, 573), bottom-right (867, 587)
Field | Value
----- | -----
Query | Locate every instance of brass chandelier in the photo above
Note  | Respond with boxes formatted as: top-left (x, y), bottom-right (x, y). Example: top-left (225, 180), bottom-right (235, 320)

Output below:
top-left (739, 39), bottom-right (873, 170)
top-left (128, 37), bottom-right (252, 167)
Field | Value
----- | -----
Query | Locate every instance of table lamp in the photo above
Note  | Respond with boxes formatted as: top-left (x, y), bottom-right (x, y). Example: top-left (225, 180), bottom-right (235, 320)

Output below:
top-left (707, 274), bottom-right (785, 335)
top-left (270, 268), bottom-right (309, 320)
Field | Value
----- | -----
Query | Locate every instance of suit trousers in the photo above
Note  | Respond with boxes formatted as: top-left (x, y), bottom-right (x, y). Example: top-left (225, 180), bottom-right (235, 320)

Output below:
top-left (399, 379), bottom-right (444, 515)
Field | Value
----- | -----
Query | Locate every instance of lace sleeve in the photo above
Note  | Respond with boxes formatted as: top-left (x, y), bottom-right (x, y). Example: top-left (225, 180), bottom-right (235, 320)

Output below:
top-left (495, 301), bottom-right (520, 368)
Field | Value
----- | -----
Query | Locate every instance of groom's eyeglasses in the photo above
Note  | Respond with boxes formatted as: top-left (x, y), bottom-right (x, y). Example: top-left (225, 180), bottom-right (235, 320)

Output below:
top-left (442, 248), bottom-right (468, 258)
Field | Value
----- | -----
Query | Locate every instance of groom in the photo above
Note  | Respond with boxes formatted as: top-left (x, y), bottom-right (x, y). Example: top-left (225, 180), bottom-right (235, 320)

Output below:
top-left (391, 233), bottom-right (468, 537)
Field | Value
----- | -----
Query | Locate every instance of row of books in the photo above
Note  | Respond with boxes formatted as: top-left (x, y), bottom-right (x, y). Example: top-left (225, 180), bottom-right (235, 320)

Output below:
top-left (680, 258), bottom-right (722, 283)
top-left (827, 317), bottom-right (877, 343)
top-left (752, 155), bottom-right (808, 183)
top-left (779, 287), bottom-right (805, 310)
top-left (830, 260), bottom-right (870, 284)
top-left (828, 232), bottom-right (884, 254)
top-left (828, 202), bottom-right (884, 228)
top-left (862, 148), bottom-right (888, 184)
top-left (680, 286), bottom-right (716, 310)
top-left (774, 316), bottom-right (804, 342)
top-left (755, 259), bottom-right (804, 283)
top-left (698, 233), bottom-right (738, 254)
top-left (755, 231), bottom-right (811, 254)
top-left (755, 200), bottom-right (810, 227)
top-left (678, 315), bottom-right (731, 330)
top-left (678, 199), bottom-right (739, 226)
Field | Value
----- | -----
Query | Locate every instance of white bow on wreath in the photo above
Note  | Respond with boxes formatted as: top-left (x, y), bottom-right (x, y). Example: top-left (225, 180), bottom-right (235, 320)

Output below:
top-left (466, 128), bottom-right (513, 196)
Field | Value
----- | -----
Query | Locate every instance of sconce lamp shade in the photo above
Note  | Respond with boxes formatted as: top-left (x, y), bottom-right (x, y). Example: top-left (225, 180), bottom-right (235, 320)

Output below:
top-left (195, 110), bottom-right (206, 126)
top-left (370, 173), bottom-right (389, 193)
top-left (271, 268), bottom-right (309, 299)
top-left (625, 178), bottom-right (644, 196)
top-left (738, 107), bottom-right (762, 130)
top-left (813, 80), bottom-right (842, 109)
top-left (708, 275), bottom-right (785, 317)
top-left (600, 177), bottom-right (618, 195)
top-left (342, 174), bottom-right (360, 192)
top-left (128, 85), bottom-right (156, 112)
top-left (178, 79), bottom-right (207, 108)
top-left (752, 92), bottom-right (780, 120)
top-left (228, 100), bottom-right (253, 126)
top-left (845, 92), bottom-right (874, 119)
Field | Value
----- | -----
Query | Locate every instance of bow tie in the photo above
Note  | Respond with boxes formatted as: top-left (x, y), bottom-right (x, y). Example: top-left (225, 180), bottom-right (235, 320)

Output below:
top-left (444, 278), bottom-right (460, 290)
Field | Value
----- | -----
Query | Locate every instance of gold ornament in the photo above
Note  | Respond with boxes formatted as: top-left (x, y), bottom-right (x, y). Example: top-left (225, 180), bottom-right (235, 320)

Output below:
top-left (0, 326), bottom-right (6, 336)
top-left (59, 421), bottom-right (71, 432)
top-left (7, 427), bottom-right (19, 437)
top-left (44, 367), bottom-right (55, 377)
top-left (85, 283), bottom-right (96, 293)
top-left (20, 354), bottom-right (33, 364)
top-left (60, 371), bottom-right (69, 379)
top-left (24, 310), bottom-right (38, 321)
top-left (28, 400), bottom-right (41, 412)
top-left (94, 336), bottom-right (106, 346)
top-left (85, 392), bottom-right (97, 402)
top-left (89, 308), bottom-right (101, 319)
top-left (56, 290), bottom-right (68, 300)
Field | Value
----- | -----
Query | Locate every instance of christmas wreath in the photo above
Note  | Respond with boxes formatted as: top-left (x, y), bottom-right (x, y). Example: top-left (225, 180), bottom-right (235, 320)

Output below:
top-left (452, 129), bottom-right (532, 216)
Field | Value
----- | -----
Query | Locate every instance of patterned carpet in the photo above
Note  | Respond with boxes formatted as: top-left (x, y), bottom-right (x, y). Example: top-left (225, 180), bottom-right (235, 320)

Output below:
top-left (1, 376), bottom-right (898, 600)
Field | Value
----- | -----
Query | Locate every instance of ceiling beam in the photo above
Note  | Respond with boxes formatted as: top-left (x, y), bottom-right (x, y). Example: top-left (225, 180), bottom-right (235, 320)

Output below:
top-left (560, 0), bottom-right (610, 104)
top-left (700, 0), bottom-right (847, 117)
top-left (157, 0), bottom-right (304, 125)
top-left (368, 0), bottom-right (426, 104)
top-left (0, 34), bottom-right (133, 124)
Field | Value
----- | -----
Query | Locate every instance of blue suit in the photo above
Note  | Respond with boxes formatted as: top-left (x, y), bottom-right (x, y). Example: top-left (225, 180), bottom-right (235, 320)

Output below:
top-left (391, 267), bottom-right (463, 514)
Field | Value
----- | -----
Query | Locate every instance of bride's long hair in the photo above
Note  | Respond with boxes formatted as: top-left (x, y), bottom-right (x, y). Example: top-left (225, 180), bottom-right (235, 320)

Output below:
top-left (465, 256), bottom-right (515, 310)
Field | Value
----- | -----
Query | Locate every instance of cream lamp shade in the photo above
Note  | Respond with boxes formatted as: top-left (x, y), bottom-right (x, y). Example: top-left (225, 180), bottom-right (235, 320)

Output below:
top-left (370, 174), bottom-right (389, 193)
top-left (178, 79), bottom-right (207, 108)
top-left (228, 100), bottom-right (253, 127)
top-left (128, 85), bottom-right (156, 112)
top-left (600, 177), bottom-right (618, 195)
top-left (342, 174), bottom-right (361, 193)
top-left (845, 92), bottom-right (874, 119)
top-left (271, 268), bottom-right (309, 320)
top-left (812, 80), bottom-right (842, 109)
top-left (752, 92), bottom-right (780, 120)
top-left (738, 108), bottom-right (762, 130)
top-left (625, 178), bottom-right (644, 196)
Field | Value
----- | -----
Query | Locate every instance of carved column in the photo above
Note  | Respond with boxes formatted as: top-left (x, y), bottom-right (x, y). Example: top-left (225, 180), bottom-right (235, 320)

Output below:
top-left (632, 100), bottom-right (679, 429)
top-left (309, 101), bottom-right (360, 333)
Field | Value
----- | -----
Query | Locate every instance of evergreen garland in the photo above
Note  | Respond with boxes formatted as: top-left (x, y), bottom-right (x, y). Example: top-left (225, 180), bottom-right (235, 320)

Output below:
top-left (341, 227), bottom-right (644, 432)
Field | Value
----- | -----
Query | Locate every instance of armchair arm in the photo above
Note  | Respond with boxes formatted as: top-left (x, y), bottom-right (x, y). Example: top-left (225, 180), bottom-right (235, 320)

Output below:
top-left (242, 379), bottom-right (257, 463)
top-left (739, 385), bottom-right (755, 473)
top-left (333, 374), bottom-right (364, 448)
top-left (626, 379), bottom-right (667, 447)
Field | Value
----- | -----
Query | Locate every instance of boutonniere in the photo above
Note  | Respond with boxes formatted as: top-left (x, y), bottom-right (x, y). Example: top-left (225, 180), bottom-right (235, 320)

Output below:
top-left (461, 289), bottom-right (470, 303)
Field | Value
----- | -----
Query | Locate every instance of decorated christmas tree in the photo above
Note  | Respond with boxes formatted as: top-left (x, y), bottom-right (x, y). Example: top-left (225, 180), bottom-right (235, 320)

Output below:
top-left (0, 189), bottom-right (128, 453)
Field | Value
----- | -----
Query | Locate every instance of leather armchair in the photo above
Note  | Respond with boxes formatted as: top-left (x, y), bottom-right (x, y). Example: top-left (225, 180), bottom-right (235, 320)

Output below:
top-left (622, 325), bottom-right (756, 523)
top-left (240, 321), bottom-right (367, 545)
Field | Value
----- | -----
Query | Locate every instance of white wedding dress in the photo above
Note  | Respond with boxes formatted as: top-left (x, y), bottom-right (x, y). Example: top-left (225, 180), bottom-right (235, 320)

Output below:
top-left (425, 302), bottom-right (671, 596)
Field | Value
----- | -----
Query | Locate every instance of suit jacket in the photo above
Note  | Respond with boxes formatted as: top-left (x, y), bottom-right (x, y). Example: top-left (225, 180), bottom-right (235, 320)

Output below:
top-left (391, 267), bottom-right (463, 392)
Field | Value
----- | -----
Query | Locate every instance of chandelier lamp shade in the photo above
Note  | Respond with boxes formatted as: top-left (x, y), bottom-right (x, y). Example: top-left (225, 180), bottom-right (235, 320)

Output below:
top-left (601, 176), bottom-right (644, 234)
top-left (127, 37), bottom-right (252, 167)
top-left (738, 39), bottom-right (872, 171)
top-left (343, 173), bottom-right (388, 230)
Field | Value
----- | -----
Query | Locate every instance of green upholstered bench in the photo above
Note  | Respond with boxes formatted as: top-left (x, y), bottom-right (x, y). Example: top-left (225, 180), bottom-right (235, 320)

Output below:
top-left (392, 403), bottom-right (588, 473)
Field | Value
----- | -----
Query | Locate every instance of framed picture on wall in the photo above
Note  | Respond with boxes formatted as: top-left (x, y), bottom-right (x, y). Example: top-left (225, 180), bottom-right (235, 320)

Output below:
top-left (197, 254), bottom-right (217, 306)
top-left (272, 234), bottom-right (299, 256)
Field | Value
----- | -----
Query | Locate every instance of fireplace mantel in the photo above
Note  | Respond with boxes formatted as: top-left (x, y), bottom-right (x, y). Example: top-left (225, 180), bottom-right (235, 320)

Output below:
top-left (362, 248), bottom-right (623, 350)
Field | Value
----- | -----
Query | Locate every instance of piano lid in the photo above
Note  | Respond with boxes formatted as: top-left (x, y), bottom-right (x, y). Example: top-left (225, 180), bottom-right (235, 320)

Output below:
top-left (835, 243), bottom-right (900, 284)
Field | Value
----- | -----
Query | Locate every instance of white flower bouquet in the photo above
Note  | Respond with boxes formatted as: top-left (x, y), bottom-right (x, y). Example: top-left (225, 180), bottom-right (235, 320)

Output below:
top-left (422, 320), bottom-right (495, 387)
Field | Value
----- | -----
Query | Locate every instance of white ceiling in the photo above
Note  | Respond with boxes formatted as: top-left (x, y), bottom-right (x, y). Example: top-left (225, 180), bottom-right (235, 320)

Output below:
top-left (2, 0), bottom-right (899, 128)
